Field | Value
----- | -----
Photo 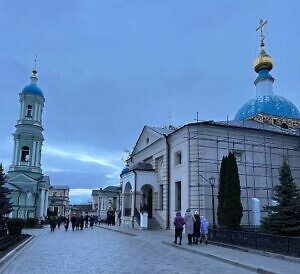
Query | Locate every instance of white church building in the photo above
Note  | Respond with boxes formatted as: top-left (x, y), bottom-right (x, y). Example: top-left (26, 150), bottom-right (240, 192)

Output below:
top-left (120, 21), bottom-right (300, 229)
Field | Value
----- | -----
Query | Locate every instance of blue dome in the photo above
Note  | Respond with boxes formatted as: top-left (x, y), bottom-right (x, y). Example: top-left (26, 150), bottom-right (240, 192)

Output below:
top-left (121, 167), bottom-right (130, 175)
top-left (22, 84), bottom-right (44, 96)
top-left (235, 95), bottom-right (300, 120)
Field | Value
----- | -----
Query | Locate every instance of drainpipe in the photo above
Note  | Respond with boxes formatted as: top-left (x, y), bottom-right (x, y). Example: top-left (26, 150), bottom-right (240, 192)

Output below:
top-left (132, 170), bottom-right (137, 228)
top-left (164, 134), bottom-right (170, 229)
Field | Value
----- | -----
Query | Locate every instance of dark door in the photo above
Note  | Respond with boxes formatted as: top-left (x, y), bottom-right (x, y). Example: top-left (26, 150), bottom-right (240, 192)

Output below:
top-left (147, 189), bottom-right (153, 218)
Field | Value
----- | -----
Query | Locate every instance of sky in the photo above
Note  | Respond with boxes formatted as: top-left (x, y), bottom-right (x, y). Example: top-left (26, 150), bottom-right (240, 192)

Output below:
top-left (1, 0), bottom-right (300, 203)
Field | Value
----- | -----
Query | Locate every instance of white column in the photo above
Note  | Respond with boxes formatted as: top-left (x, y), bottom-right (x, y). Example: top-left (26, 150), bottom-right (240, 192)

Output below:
top-left (131, 192), bottom-right (135, 216)
top-left (32, 141), bottom-right (36, 167)
top-left (36, 142), bottom-right (41, 167)
top-left (16, 140), bottom-right (20, 165)
top-left (121, 193), bottom-right (125, 217)
top-left (38, 104), bottom-right (42, 122)
top-left (20, 100), bottom-right (24, 119)
top-left (44, 190), bottom-right (48, 217)
top-left (34, 103), bottom-right (38, 120)
top-left (40, 189), bottom-right (45, 219)
top-left (12, 140), bottom-right (17, 165)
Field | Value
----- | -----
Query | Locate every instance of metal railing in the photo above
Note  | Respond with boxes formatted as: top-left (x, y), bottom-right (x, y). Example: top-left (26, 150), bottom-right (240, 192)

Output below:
top-left (209, 228), bottom-right (300, 257)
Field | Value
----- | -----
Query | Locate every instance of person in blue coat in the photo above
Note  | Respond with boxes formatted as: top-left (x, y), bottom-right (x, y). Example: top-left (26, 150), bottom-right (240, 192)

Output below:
top-left (200, 216), bottom-right (209, 244)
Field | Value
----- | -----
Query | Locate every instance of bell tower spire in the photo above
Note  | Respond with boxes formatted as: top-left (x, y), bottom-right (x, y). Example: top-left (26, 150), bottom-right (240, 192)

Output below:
top-left (253, 19), bottom-right (274, 96)
top-left (8, 61), bottom-right (45, 178)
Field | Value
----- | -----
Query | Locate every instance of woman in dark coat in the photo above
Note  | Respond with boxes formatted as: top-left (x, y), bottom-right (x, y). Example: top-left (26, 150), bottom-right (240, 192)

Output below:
top-left (173, 211), bottom-right (185, 245)
top-left (193, 211), bottom-right (201, 244)
top-left (50, 217), bottom-right (57, 232)
top-left (80, 216), bottom-right (84, 230)
top-left (71, 215), bottom-right (76, 231)
top-left (64, 217), bottom-right (69, 231)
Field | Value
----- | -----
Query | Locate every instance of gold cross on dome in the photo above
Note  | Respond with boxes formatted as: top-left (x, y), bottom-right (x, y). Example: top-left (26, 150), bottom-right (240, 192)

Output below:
top-left (256, 19), bottom-right (267, 48)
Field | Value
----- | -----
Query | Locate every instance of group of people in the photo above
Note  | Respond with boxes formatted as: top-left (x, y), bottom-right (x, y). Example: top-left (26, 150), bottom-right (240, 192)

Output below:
top-left (173, 209), bottom-right (209, 245)
top-left (49, 215), bottom-right (99, 232)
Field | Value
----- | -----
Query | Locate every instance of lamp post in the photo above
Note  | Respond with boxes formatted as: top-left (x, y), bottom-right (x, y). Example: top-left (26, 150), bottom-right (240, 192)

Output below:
top-left (209, 176), bottom-right (216, 229)
top-left (198, 174), bottom-right (216, 229)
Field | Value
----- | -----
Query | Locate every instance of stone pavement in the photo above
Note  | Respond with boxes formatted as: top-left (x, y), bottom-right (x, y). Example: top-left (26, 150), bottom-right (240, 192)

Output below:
top-left (1, 225), bottom-right (254, 274)
top-left (96, 224), bottom-right (300, 274)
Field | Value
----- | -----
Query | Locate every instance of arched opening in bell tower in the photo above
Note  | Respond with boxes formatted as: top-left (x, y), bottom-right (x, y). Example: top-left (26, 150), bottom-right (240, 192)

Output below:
top-left (26, 105), bottom-right (33, 117)
top-left (21, 146), bottom-right (30, 162)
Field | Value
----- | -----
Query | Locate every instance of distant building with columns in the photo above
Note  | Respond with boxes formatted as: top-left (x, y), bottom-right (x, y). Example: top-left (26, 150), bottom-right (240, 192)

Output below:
top-left (92, 186), bottom-right (121, 220)
top-left (5, 66), bottom-right (50, 220)
top-left (48, 185), bottom-right (70, 217)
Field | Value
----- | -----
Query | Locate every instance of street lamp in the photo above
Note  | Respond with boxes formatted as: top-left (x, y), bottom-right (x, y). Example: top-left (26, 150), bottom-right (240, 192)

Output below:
top-left (209, 176), bottom-right (216, 229)
top-left (198, 174), bottom-right (216, 229)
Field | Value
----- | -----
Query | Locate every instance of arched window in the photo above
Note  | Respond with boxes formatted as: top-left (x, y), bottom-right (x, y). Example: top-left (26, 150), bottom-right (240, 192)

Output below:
top-left (26, 105), bottom-right (33, 117)
top-left (21, 146), bottom-right (30, 162)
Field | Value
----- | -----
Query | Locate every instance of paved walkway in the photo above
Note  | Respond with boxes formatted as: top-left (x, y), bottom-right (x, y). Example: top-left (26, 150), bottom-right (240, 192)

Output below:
top-left (96, 224), bottom-right (300, 274)
top-left (1, 226), bottom-right (253, 274)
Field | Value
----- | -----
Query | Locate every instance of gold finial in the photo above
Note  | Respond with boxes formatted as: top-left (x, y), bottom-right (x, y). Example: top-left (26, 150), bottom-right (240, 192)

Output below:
top-left (256, 19), bottom-right (267, 49)
top-left (32, 54), bottom-right (37, 76)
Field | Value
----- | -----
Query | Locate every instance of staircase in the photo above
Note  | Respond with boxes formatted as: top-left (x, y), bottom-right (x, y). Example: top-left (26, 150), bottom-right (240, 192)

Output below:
top-left (148, 218), bottom-right (162, 230)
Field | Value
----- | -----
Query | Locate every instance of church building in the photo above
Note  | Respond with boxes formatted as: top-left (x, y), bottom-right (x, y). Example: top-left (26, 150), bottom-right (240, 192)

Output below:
top-left (5, 64), bottom-right (50, 220)
top-left (120, 20), bottom-right (300, 229)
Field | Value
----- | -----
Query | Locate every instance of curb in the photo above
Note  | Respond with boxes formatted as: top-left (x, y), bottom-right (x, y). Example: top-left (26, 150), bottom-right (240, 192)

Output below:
top-left (96, 225), bottom-right (137, 237)
top-left (0, 235), bottom-right (34, 268)
top-left (210, 241), bottom-right (300, 265)
top-left (162, 241), bottom-right (275, 274)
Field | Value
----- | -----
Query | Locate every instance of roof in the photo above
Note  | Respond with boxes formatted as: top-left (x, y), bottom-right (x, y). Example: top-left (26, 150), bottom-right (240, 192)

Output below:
top-left (147, 126), bottom-right (176, 136)
top-left (50, 185), bottom-right (69, 190)
top-left (92, 189), bottom-right (100, 195)
top-left (203, 120), bottom-right (300, 136)
top-left (235, 95), bottom-right (300, 121)
top-left (103, 186), bottom-right (121, 192)
top-left (22, 84), bottom-right (44, 97)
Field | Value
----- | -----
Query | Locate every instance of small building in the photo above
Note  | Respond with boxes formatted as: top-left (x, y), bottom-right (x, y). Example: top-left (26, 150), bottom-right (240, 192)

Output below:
top-left (92, 186), bottom-right (121, 220)
top-left (48, 185), bottom-right (70, 217)
top-left (70, 204), bottom-right (94, 217)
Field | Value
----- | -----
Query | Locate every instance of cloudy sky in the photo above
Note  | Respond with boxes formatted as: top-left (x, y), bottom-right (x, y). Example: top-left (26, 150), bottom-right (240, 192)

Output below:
top-left (1, 1), bottom-right (300, 203)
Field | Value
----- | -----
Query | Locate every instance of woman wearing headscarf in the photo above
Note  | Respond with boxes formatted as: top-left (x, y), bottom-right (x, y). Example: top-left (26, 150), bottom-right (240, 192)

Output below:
top-left (200, 216), bottom-right (209, 244)
top-left (173, 211), bottom-right (185, 245)
top-left (184, 209), bottom-right (195, 245)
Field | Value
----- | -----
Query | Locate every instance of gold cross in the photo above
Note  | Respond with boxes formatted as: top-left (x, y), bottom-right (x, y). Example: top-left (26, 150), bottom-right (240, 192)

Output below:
top-left (34, 54), bottom-right (37, 70)
top-left (256, 19), bottom-right (267, 48)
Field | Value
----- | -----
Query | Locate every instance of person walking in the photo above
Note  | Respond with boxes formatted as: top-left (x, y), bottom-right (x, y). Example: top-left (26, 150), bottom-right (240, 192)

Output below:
top-left (64, 216), bottom-right (69, 231)
top-left (173, 211), bottom-right (185, 245)
top-left (80, 216), bottom-right (84, 230)
top-left (200, 216), bottom-right (209, 244)
top-left (84, 215), bottom-right (89, 228)
top-left (71, 215), bottom-right (76, 231)
top-left (90, 216), bottom-right (94, 228)
top-left (50, 216), bottom-right (56, 232)
top-left (193, 211), bottom-right (201, 244)
top-left (184, 209), bottom-right (195, 245)
top-left (107, 207), bottom-right (113, 226)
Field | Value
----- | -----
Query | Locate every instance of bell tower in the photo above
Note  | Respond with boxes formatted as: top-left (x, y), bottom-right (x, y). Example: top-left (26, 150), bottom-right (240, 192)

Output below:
top-left (9, 63), bottom-right (45, 179)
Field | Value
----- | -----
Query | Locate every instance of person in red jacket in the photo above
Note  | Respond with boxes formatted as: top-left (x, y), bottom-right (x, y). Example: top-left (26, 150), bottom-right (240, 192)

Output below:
top-left (173, 211), bottom-right (185, 245)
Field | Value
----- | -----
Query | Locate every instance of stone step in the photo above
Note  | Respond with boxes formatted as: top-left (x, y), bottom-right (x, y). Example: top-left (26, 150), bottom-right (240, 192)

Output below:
top-left (148, 218), bottom-right (162, 229)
